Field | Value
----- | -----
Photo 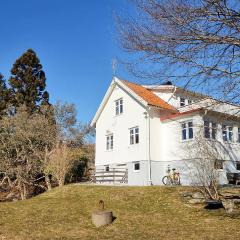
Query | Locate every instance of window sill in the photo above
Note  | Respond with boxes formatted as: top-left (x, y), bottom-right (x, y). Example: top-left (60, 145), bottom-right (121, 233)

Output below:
top-left (114, 113), bottom-right (123, 118)
top-left (204, 138), bottom-right (240, 145)
top-left (105, 149), bottom-right (114, 152)
top-left (205, 138), bottom-right (220, 143)
top-left (181, 139), bottom-right (194, 143)
top-left (223, 140), bottom-right (234, 144)
top-left (128, 143), bottom-right (140, 147)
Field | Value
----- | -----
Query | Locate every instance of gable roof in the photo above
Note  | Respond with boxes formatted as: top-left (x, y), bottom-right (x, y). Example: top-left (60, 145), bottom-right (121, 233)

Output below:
top-left (91, 77), bottom-right (177, 127)
top-left (120, 80), bottom-right (177, 111)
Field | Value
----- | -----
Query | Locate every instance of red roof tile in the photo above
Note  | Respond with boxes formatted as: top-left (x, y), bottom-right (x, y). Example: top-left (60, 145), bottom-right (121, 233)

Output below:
top-left (121, 80), bottom-right (177, 111)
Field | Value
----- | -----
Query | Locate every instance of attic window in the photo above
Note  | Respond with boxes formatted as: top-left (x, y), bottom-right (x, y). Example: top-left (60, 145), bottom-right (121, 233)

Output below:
top-left (115, 98), bottom-right (123, 115)
top-left (180, 98), bottom-right (185, 107)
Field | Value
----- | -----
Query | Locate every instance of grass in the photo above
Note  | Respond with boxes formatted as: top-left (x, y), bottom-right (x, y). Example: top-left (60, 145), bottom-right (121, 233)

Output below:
top-left (0, 185), bottom-right (239, 240)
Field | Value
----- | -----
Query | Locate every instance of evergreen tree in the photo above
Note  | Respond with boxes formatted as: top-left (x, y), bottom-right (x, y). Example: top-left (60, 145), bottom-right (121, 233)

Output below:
top-left (9, 49), bottom-right (50, 113)
top-left (0, 73), bottom-right (11, 116)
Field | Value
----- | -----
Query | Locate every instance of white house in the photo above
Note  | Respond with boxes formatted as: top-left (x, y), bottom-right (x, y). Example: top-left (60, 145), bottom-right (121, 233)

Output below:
top-left (91, 77), bottom-right (240, 185)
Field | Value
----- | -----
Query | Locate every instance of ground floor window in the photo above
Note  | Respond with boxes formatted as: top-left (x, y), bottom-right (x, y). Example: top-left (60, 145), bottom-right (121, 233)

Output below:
top-left (133, 162), bottom-right (140, 172)
top-left (105, 165), bottom-right (109, 172)
top-left (214, 160), bottom-right (223, 170)
top-left (236, 162), bottom-right (240, 171)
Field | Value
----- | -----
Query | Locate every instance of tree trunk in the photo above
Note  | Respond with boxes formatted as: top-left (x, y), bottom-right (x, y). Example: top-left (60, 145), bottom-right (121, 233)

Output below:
top-left (45, 175), bottom-right (52, 191)
top-left (20, 183), bottom-right (27, 200)
top-left (58, 178), bottom-right (64, 187)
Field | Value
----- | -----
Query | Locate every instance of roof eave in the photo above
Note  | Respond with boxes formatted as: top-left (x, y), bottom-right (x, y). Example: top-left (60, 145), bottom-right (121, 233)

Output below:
top-left (90, 77), bottom-right (149, 127)
top-left (148, 104), bottom-right (178, 113)
top-left (90, 79), bottom-right (117, 127)
top-left (161, 108), bottom-right (203, 122)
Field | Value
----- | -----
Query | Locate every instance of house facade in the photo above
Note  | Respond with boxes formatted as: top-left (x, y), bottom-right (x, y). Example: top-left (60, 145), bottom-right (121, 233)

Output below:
top-left (91, 77), bottom-right (240, 185)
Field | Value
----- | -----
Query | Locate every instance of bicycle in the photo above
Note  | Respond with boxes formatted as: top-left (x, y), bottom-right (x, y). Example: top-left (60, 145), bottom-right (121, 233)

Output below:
top-left (162, 168), bottom-right (181, 185)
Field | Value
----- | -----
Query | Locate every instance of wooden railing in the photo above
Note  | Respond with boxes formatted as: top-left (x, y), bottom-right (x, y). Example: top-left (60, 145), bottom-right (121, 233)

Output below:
top-left (92, 168), bottom-right (128, 184)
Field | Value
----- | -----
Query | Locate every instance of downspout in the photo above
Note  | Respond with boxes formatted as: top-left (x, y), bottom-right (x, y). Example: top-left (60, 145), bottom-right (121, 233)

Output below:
top-left (147, 107), bottom-right (152, 185)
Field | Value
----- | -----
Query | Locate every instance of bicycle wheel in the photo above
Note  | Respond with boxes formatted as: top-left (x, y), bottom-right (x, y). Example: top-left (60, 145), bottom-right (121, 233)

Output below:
top-left (162, 176), bottom-right (171, 185)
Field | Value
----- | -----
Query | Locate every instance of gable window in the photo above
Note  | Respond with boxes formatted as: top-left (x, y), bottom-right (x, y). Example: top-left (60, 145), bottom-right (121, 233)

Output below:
top-left (130, 127), bottom-right (139, 145)
top-left (204, 121), bottom-right (217, 139)
top-left (181, 121), bottom-right (193, 140)
top-left (180, 98), bottom-right (185, 107)
top-left (180, 98), bottom-right (193, 107)
top-left (133, 162), bottom-right (140, 172)
top-left (106, 134), bottom-right (113, 150)
top-left (115, 98), bottom-right (123, 115)
top-left (222, 125), bottom-right (233, 142)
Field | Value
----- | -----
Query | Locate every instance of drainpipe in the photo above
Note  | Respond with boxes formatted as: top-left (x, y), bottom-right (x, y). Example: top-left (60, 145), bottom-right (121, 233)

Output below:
top-left (145, 107), bottom-right (152, 185)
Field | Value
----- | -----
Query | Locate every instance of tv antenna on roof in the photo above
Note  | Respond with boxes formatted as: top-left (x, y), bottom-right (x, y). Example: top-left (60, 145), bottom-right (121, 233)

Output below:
top-left (112, 58), bottom-right (117, 77)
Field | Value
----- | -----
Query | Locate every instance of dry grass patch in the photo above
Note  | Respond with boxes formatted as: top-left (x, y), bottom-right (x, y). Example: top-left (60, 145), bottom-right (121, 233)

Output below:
top-left (0, 185), bottom-right (239, 240)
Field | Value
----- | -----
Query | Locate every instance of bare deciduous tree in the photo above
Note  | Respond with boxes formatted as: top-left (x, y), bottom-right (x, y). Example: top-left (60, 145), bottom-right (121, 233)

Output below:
top-left (42, 101), bottom-right (95, 188)
top-left (185, 126), bottom-right (229, 200)
top-left (118, 0), bottom-right (240, 103)
top-left (46, 142), bottom-right (72, 187)
top-left (0, 102), bottom-right (94, 200)
top-left (0, 106), bottom-right (56, 199)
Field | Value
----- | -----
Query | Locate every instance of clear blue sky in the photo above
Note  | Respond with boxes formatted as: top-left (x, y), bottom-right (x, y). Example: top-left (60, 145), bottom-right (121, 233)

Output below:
top-left (0, 0), bottom-right (133, 123)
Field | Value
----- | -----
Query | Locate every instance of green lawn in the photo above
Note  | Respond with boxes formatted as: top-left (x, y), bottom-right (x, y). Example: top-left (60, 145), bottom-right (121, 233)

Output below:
top-left (0, 185), bottom-right (239, 240)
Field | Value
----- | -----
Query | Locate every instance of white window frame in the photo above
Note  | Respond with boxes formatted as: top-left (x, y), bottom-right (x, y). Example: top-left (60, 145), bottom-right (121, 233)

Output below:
top-left (204, 120), bottom-right (217, 140)
top-left (222, 125), bottom-right (233, 142)
top-left (106, 134), bottom-right (113, 150)
top-left (129, 127), bottom-right (139, 145)
top-left (181, 120), bottom-right (193, 141)
top-left (115, 98), bottom-right (123, 115)
top-left (133, 162), bottom-right (140, 172)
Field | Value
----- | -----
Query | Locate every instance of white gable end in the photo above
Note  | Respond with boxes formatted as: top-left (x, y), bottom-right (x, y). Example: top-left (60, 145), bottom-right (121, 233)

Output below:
top-left (95, 82), bottom-right (149, 167)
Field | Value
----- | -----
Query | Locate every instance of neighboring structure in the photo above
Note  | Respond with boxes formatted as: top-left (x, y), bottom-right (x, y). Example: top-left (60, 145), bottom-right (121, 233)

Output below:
top-left (91, 77), bottom-right (240, 185)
